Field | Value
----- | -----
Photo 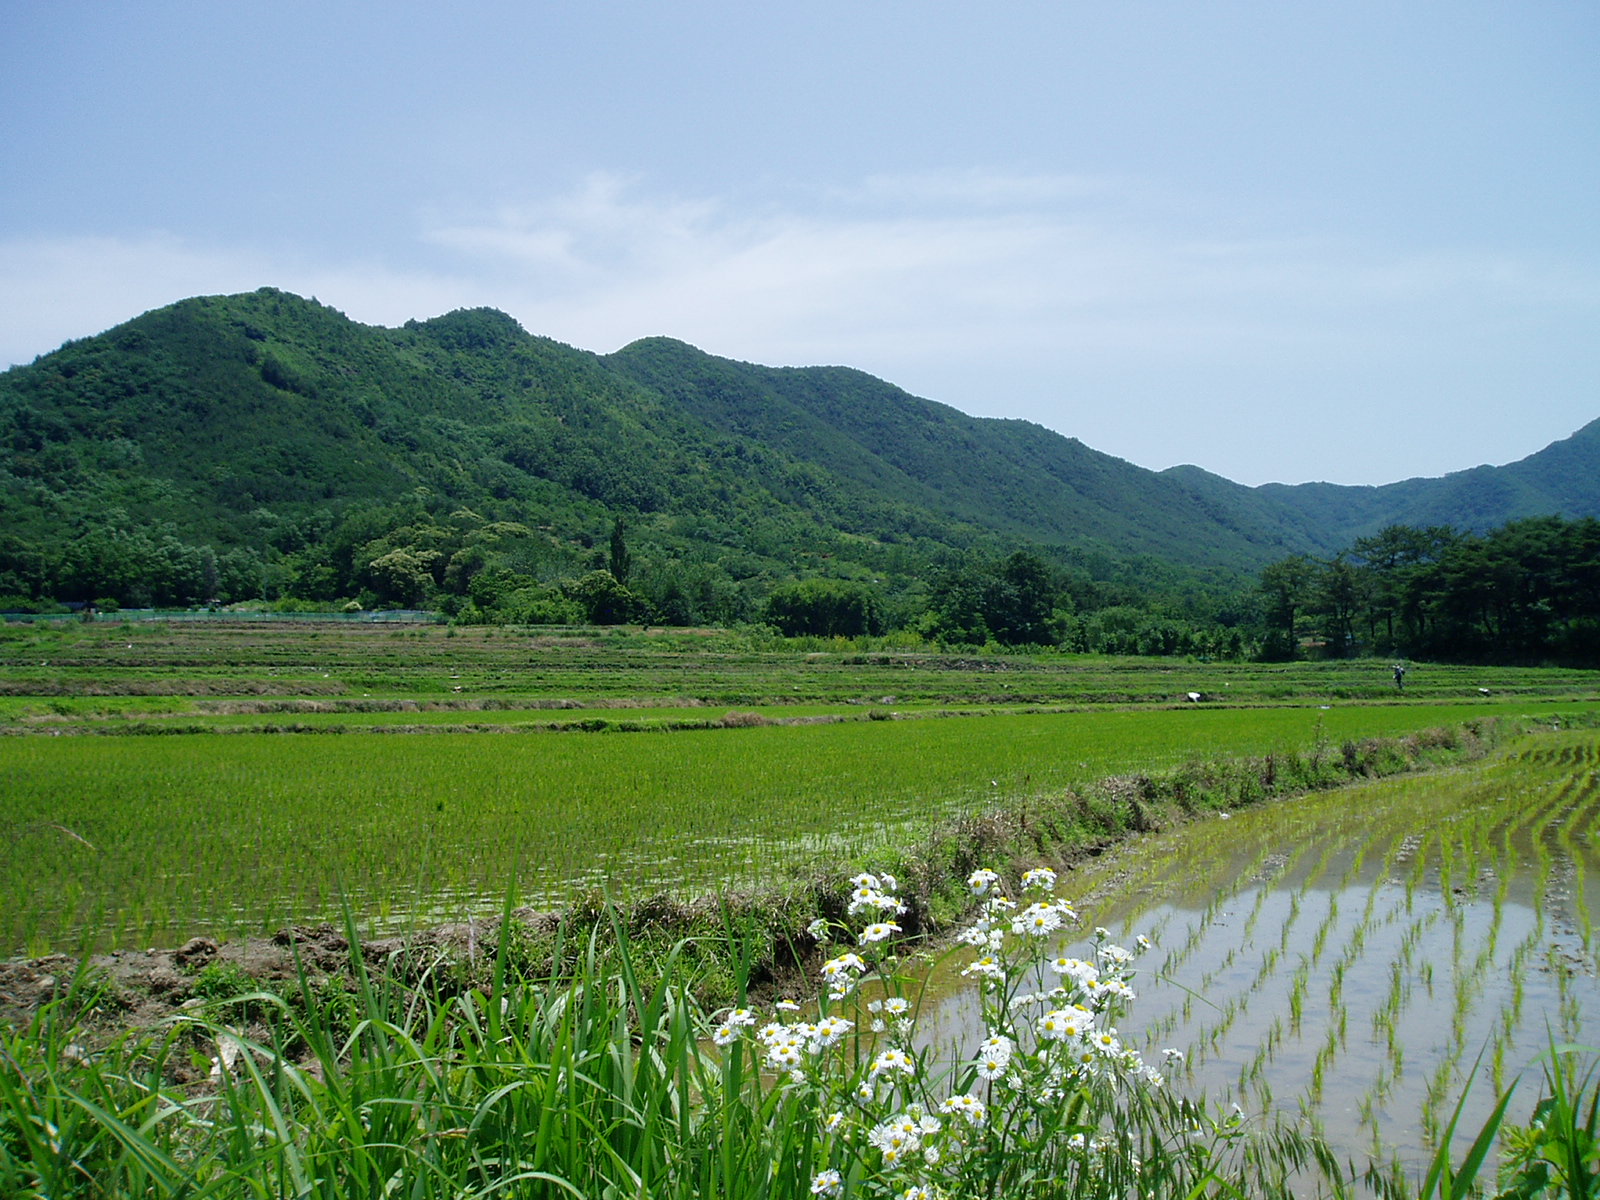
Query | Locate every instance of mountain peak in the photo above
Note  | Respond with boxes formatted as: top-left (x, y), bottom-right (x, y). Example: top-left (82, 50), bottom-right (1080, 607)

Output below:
top-left (405, 307), bottom-right (529, 353)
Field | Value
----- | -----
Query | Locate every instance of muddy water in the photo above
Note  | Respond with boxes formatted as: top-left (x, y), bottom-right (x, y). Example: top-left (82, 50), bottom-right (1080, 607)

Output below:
top-left (924, 733), bottom-right (1600, 1170)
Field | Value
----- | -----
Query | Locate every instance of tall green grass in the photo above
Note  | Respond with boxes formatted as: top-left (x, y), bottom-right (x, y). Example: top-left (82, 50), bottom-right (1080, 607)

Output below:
top-left (0, 875), bottom-right (1332, 1199)
top-left (4, 882), bottom-right (1592, 1199)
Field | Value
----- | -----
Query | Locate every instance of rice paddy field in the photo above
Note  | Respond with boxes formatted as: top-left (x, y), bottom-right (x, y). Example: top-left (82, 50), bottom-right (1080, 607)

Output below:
top-left (917, 729), bottom-right (1600, 1171)
top-left (5, 617), bottom-right (1600, 1190)
top-left (3, 618), bottom-right (1599, 956)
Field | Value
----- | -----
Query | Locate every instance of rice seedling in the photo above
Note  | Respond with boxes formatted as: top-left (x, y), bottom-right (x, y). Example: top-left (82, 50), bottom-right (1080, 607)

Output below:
top-left (962, 730), bottom-right (1600, 1174)
top-left (4, 696), bottom-right (1527, 954)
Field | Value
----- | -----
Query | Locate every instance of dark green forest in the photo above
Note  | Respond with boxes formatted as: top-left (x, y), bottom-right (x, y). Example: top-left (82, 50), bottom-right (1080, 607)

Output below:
top-left (1258, 516), bottom-right (1600, 664)
top-left (3, 289), bottom-right (1597, 662)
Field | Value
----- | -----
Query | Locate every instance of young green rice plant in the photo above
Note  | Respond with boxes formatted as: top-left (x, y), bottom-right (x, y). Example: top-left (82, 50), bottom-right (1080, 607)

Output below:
top-left (0, 699), bottom-right (1530, 954)
top-left (1288, 968), bottom-right (1308, 1035)
top-left (1391, 1047), bottom-right (1520, 1200)
top-left (1312, 893), bottom-right (1341, 965)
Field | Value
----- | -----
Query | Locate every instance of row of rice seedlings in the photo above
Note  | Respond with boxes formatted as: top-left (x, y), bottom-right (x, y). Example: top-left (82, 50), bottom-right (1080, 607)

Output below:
top-left (1045, 734), bottom-right (1600, 1170)
top-left (1158, 825), bottom-right (1326, 1105)
top-left (1401, 740), bottom-right (1597, 1154)
top-left (1254, 844), bottom-right (1351, 1110)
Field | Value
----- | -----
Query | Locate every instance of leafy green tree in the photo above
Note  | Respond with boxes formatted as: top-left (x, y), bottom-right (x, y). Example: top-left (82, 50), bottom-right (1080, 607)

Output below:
top-left (922, 550), bottom-right (1059, 647)
top-left (989, 550), bottom-right (1057, 645)
top-left (1316, 557), bottom-right (1365, 657)
top-left (364, 547), bottom-right (439, 608)
top-left (1349, 524), bottom-right (1454, 650)
top-left (922, 565), bottom-right (995, 645)
top-left (608, 517), bottom-right (632, 587)
top-left (763, 578), bottom-right (885, 637)
top-left (565, 569), bottom-right (648, 624)
top-left (1257, 556), bottom-right (1314, 660)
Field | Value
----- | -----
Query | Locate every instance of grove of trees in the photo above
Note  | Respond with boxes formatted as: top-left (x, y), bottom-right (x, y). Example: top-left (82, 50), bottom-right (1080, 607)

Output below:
top-left (1256, 516), bottom-right (1600, 664)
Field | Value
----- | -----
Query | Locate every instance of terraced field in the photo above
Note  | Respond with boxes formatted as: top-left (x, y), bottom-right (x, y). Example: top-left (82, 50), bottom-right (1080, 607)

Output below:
top-left (3, 618), bottom-right (1597, 954)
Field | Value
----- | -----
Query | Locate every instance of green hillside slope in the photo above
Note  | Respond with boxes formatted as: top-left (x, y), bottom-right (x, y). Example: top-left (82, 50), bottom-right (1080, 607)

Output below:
top-left (2, 288), bottom-right (1596, 622)
top-left (606, 337), bottom-right (1321, 570)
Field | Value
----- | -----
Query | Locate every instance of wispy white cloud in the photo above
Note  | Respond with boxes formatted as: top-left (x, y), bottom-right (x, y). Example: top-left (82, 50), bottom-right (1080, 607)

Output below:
top-left (5, 170), bottom-right (1587, 369)
top-left (412, 171), bottom-right (1596, 366)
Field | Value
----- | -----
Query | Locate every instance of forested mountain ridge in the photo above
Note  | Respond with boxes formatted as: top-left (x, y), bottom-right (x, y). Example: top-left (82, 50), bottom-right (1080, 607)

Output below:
top-left (606, 338), bottom-right (1314, 568)
top-left (603, 337), bottom-right (1600, 561)
top-left (1202, 415), bottom-right (1600, 548)
top-left (2, 289), bottom-right (1596, 629)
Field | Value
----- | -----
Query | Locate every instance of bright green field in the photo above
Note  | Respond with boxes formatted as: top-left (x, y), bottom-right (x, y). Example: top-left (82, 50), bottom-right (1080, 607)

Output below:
top-left (5, 619), bottom-right (1597, 953)
top-left (5, 695), bottom-right (1596, 954)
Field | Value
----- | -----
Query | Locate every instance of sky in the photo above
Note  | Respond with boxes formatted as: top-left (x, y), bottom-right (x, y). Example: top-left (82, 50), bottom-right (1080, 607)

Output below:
top-left (3, 2), bottom-right (1597, 487)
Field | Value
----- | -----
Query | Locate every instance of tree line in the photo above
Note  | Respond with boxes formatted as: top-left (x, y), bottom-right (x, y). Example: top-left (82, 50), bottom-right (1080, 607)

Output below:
top-left (7, 501), bottom-right (1594, 664)
top-left (0, 502), bottom-right (1251, 657)
top-left (1257, 515), bottom-right (1600, 664)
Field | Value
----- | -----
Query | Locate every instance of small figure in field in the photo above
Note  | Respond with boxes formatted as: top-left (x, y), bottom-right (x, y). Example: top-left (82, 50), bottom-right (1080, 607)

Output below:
top-left (1392, 664), bottom-right (1406, 691)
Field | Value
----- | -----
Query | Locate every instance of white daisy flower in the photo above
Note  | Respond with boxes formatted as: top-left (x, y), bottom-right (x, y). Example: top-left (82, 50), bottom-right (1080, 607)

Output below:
top-left (811, 1016), bottom-right (853, 1047)
top-left (870, 1048), bottom-right (915, 1078)
top-left (868, 1120), bottom-right (920, 1156)
top-left (961, 954), bottom-right (1005, 981)
top-left (811, 1169), bottom-right (843, 1196)
top-left (975, 1056), bottom-right (1008, 1082)
top-left (940, 1093), bottom-right (987, 1125)
top-left (1021, 866), bottom-right (1057, 892)
top-left (1012, 902), bottom-right (1063, 937)
top-left (821, 953), bottom-right (866, 979)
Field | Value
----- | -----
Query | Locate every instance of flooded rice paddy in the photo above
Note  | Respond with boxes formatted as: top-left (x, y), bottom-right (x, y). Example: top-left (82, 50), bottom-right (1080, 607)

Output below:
top-left (927, 730), bottom-right (1600, 1170)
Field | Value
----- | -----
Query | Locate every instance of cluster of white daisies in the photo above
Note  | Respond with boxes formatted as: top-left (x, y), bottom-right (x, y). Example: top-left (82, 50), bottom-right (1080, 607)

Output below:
top-left (705, 866), bottom-right (1175, 1199)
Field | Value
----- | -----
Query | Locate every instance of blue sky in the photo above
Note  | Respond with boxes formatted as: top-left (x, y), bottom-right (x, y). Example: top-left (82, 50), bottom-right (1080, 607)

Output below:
top-left (3, 2), bottom-right (1596, 486)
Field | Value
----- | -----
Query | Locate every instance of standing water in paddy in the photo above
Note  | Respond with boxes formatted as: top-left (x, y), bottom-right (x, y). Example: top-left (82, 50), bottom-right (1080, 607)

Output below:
top-left (925, 732), bottom-right (1600, 1170)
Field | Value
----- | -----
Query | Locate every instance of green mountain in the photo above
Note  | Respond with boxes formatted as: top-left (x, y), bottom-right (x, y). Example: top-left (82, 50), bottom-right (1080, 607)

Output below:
top-left (604, 338), bottom-right (1314, 569)
top-left (1160, 417), bottom-right (1600, 552)
top-left (2, 289), bottom-right (1596, 619)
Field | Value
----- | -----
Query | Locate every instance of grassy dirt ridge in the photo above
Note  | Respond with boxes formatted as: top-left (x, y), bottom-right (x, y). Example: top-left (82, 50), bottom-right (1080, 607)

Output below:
top-left (0, 715), bottom-right (1517, 1048)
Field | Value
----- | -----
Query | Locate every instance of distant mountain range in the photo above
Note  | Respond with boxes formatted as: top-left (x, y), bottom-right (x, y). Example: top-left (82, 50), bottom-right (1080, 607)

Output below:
top-left (2, 288), bottom-right (1595, 607)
